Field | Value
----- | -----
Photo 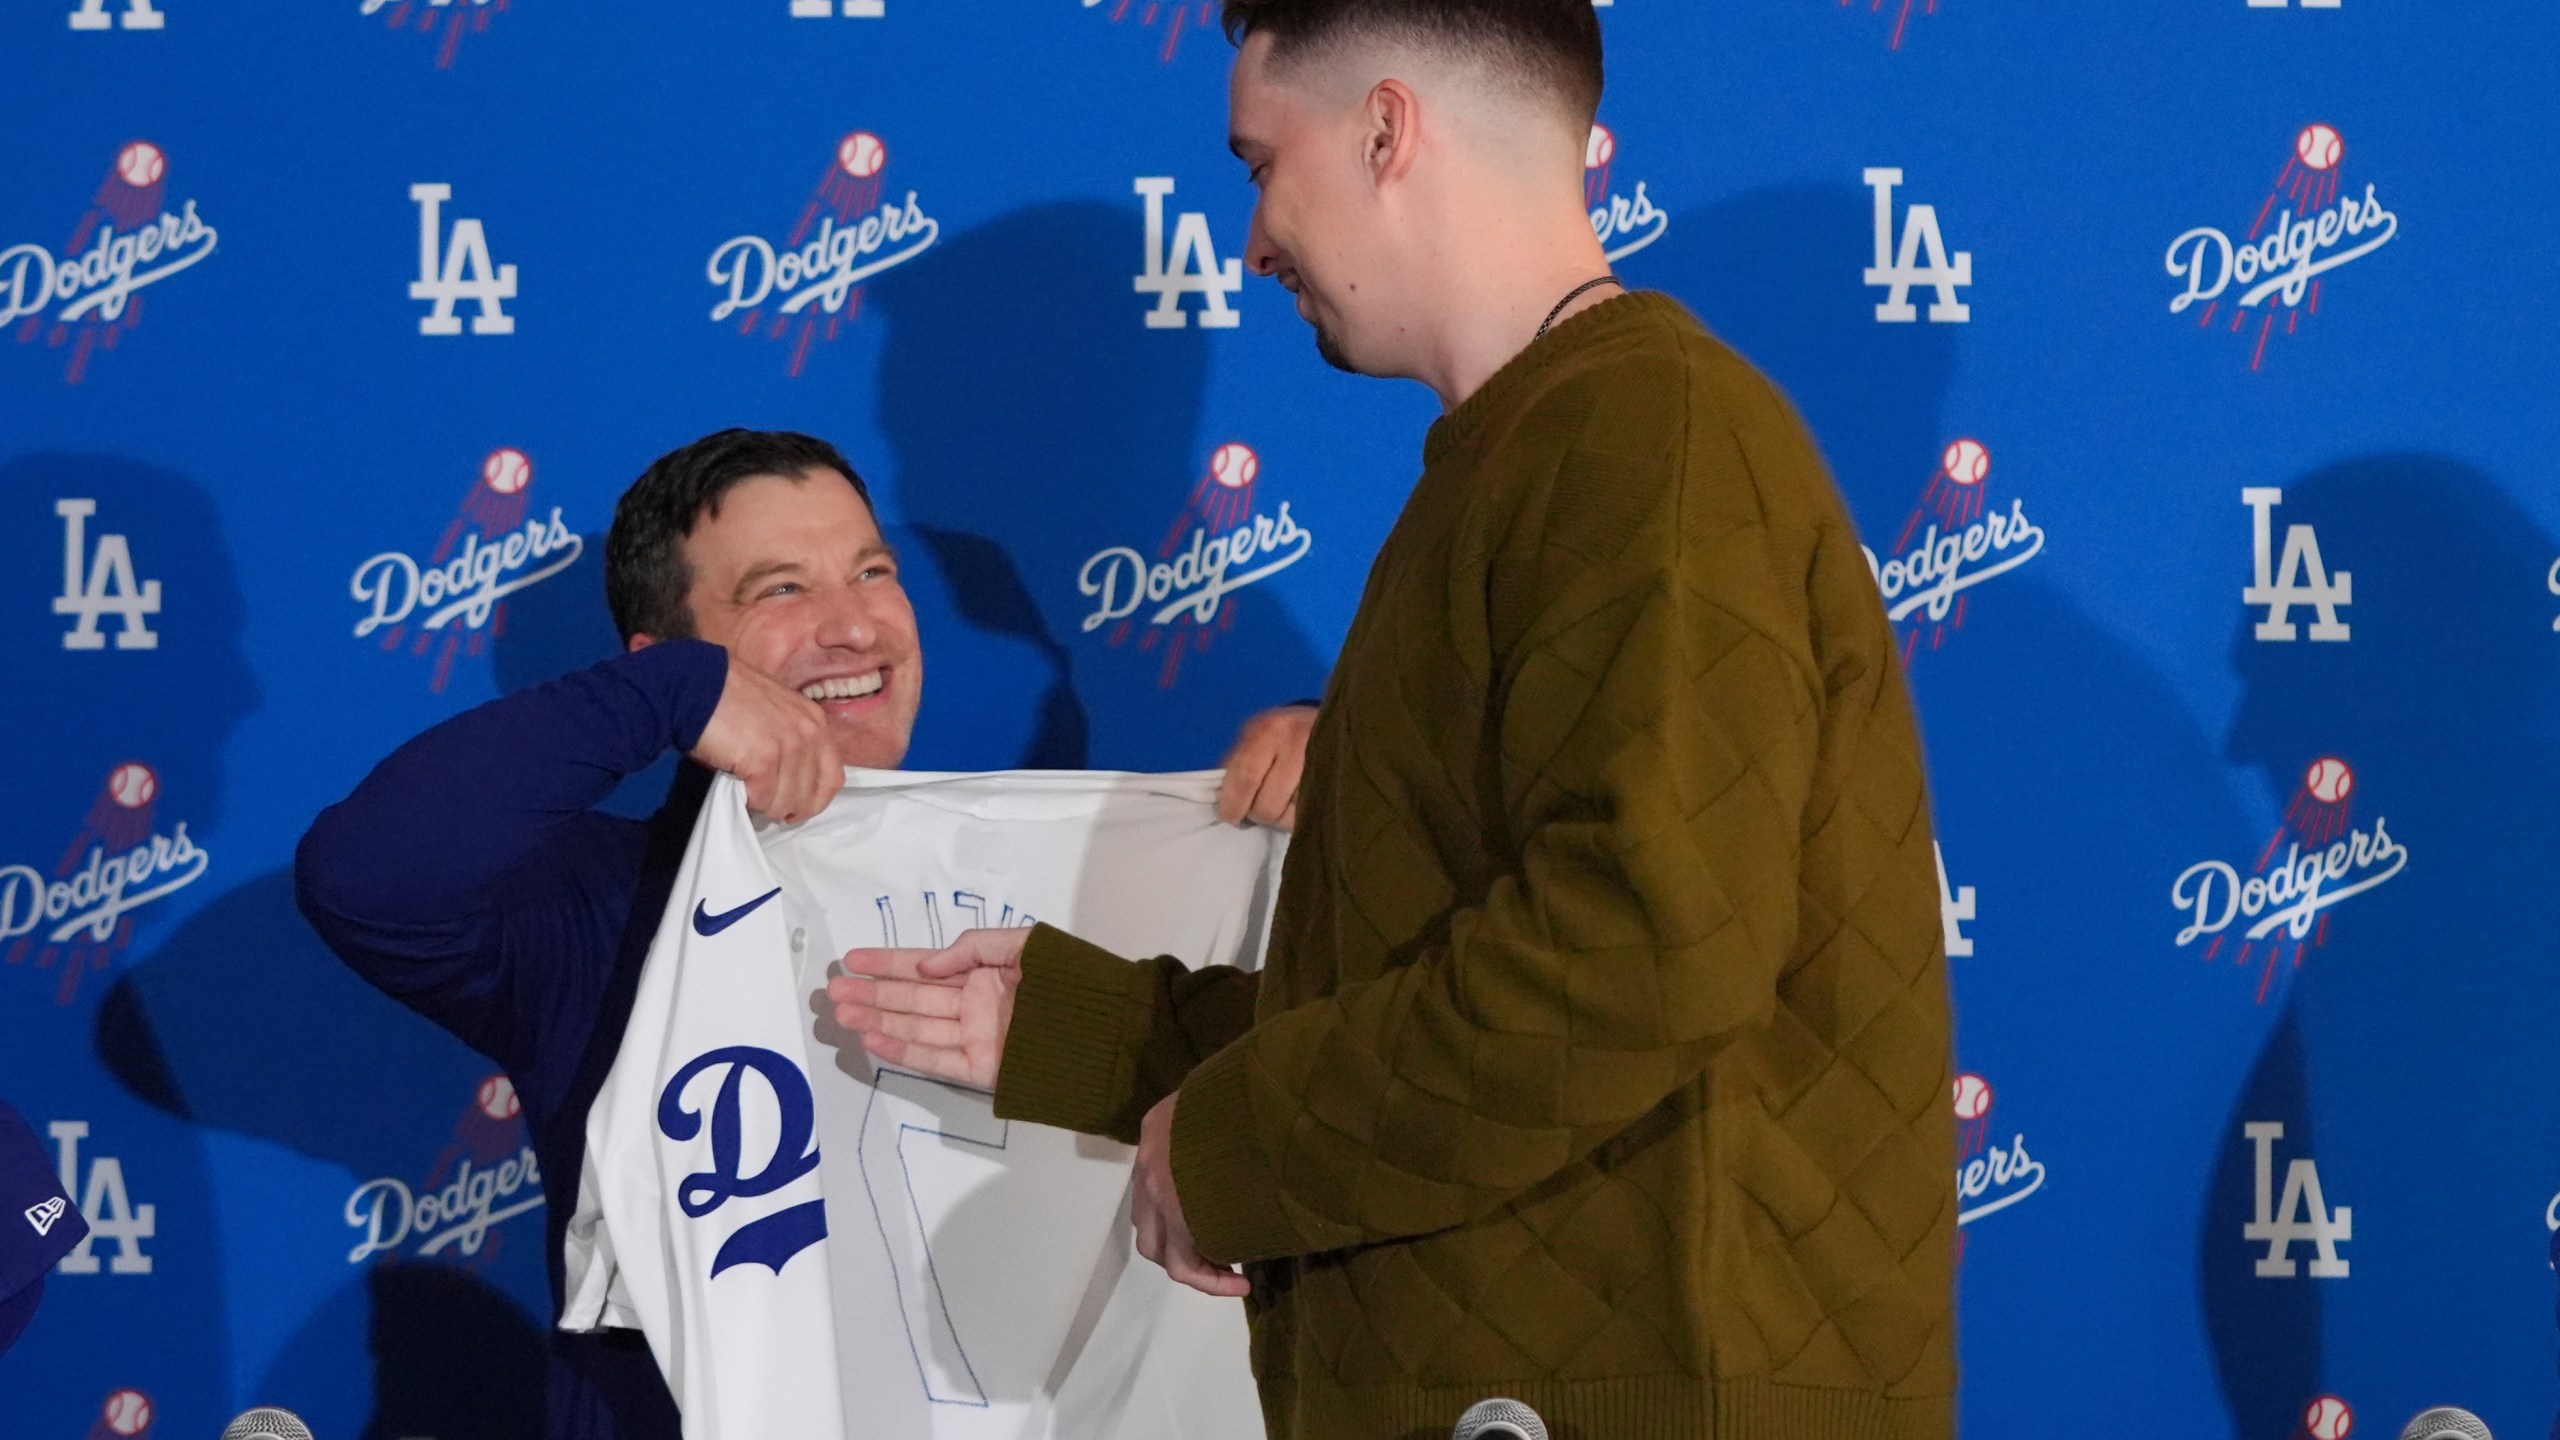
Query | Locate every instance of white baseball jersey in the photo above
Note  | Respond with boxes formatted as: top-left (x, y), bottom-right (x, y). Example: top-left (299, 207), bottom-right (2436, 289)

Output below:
top-left (561, 769), bottom-right (1281, 1440)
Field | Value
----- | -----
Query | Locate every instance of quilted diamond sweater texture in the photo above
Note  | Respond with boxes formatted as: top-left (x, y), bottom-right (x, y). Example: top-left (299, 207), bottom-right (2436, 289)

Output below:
top-left (993, 292), bottom-right (1956, 1440)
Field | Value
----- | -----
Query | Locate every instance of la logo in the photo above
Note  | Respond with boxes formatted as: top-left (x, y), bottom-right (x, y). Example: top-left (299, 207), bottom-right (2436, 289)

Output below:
top-left (1935, 843), bottom-right (1976, 959)
top-left (1134, 177), bottom-right (1241, 330)
top-left (410, 183), bottom-right (517, 336)
top-left (2244, 1121), bottom-right (2351, 1277)
top-left (2243, 487), bottom-right (2351, 641)
top-left (1863, 167), bottom-right (1972, 323)
top-left (68, 0), bottom-right (162, 28)
top-left (50, 1121), bottom-right (155, 1275)
top-left (54, 499), bottom-right (161, 652)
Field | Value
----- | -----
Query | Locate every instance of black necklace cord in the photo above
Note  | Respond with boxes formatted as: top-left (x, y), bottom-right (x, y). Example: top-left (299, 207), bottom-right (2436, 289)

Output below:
top-left (1535, 275), bottom-right (1625, 339)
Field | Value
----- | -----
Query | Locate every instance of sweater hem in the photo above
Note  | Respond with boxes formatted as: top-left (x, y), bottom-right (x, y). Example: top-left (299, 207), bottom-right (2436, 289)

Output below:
top-left (1169, 1042), bottom-right (1298, 1264)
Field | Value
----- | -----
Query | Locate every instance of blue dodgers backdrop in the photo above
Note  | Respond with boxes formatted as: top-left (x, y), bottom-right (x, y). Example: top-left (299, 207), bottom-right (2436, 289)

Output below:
top-left (4, 2), bottom-right (2557, 1438)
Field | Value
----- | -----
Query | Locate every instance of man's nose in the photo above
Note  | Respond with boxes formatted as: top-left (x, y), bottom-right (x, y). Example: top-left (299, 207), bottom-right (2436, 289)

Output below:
top-left (1245, 205), bottom-right (1279, 278)
top-left (814, 585), bottom-right (879, 650)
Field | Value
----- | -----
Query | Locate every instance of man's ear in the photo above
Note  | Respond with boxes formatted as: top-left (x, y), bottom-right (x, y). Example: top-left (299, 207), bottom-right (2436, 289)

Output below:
top-left (628, 632), bottom-right (657, 653)
top-left (1364, 78), bottom-right (1421, 187)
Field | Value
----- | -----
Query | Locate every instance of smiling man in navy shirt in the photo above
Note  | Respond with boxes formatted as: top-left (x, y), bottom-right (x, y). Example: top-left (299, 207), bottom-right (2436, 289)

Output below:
top-left (297, 428), bottom-right (1312, 1440)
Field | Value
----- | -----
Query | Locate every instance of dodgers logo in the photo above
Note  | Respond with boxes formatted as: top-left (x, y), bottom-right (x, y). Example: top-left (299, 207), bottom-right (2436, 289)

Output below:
top-left (1862, 438), bottom-right (2046, 661)
top-left (361, 0), bottom-right (511, 69)
top-left (1952, 1073), bottom-right (2045, 1239)
top-left (3, 763), bottom-right (209, 1008)
top-left (3, 142), bottom-right (218, 384)
top-left (1077, 441), bottom-right (1315, 687)
top-left (1584, 124), bottom-right (1669, 264)
top-left (658, 1046), bottom-right (829, 1277)
top-left (1841, 0), bottom-right (1942, 50)
top-left (344, 1076), bottom-right (543, 1265)
top-left (706, 131), bottom-right (940, 377)
top-left (2166, 124), bottom-right (2398, 370)
top-left (349, 447), bottom-right (583, 693)
top-left (2171, 756), bottom-right (2407, 1001)
top-left (1086, 0), bottom-right (1217, 63)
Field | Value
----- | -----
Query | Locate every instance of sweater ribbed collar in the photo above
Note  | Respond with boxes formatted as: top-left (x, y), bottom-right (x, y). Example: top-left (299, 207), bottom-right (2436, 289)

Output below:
top-left (1420, 288), bottom-right (1675, 471)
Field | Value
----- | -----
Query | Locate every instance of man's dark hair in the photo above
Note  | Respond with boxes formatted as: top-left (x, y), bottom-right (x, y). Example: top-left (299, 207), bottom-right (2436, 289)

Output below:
top-left (604, 428), bottom-right (873, 642)
top-left (1222, 0), bottom-right (1602, 122)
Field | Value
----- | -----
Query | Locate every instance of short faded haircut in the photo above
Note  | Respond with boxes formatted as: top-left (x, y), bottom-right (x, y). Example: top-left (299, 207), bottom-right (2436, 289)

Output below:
top-left (1222, 0), bottom-right (1604, 123)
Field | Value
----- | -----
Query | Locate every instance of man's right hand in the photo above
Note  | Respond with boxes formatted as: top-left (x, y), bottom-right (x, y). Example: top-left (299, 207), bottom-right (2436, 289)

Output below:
top-left (829, 927), bottom-right (1027, 1092)
top-left (688, 655), bottom-right (844, 824)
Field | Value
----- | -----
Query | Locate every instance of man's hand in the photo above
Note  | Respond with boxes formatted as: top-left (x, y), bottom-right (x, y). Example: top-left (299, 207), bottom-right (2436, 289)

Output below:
top-left (1217, 703), bottom-right (1317, 831)
top-left (829, 927), bottom-right (1027, 1091)
top-left (1133, 1093), bottom-right (1249, 1298)
top-left (689, 655), bottom-right (844, 824)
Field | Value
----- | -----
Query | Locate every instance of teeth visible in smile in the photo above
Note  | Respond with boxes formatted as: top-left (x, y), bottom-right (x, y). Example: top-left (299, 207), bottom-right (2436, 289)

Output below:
top-left (802, 673), bottom-right (883, 702)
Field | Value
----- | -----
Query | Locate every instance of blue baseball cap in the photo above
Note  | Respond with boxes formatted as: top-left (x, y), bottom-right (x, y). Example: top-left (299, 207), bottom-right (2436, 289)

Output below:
top-left (0, 1097), bottom-right (88, 1356)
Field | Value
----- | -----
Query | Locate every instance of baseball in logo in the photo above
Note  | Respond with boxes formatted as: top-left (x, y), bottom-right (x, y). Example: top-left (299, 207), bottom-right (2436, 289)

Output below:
top-left (2170, 755), bottom-right (2407, 1002)
top-left (2, 763), bottom-right (210, 1008)
top-left (2, 141), bottom-right (219, 384)
top-left (2298, 1396), bottom-right (2354, 1440)
top-left (1077, 441), bottom-right (1315, 687)
top-left (344, 1074), bottom-right (543, 1266)
top-left (359, 0), bottom-right (511, 70)
top-left (1088, 0), bottom-right (1219, 64)
top-left (91, 1388), bottom-right (155, 1439)
top-left (705, 131), bottom-right (941, 378)
top-left (1583, 124), bottom-right (1668, 264)
top-left (1953, 1072), bottom-right (2045, 1239)
top-left (1861, 437), bottom-right (2046, 661)
top-left (348, 446), bottom-right (583, 693)
top-left (2165, 123), bottom-right (2398, 370)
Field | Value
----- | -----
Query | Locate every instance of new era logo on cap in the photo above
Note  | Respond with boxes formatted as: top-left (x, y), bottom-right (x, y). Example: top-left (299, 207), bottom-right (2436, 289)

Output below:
top-left (24, 1196), bottom-right (67, 1236)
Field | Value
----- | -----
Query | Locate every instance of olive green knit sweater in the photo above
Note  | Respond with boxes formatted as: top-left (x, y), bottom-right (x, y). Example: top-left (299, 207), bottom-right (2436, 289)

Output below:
top-left (993, 291), bottom-right (1957, 1440)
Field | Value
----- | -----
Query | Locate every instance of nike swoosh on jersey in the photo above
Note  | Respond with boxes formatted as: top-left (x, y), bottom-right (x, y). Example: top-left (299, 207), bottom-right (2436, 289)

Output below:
top-left (693, 887), bottom-right (782, 937)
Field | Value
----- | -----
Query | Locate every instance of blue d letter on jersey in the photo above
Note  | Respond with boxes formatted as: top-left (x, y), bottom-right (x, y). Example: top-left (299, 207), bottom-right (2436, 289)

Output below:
top-left (658, 1045), bottom-right (828, 1278)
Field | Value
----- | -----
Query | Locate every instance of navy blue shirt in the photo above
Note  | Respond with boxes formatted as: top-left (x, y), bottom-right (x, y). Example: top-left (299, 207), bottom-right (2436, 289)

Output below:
top-left (296, 639), bottom-right (731, 1440)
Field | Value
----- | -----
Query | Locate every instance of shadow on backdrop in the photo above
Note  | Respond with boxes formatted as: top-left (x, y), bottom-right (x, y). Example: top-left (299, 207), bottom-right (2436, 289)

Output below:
top-left (870, 201), bottom-right (1329, 772)
top-left (1643, 194), bottom-right (2272, 1438)
top-left (2220, 453), bottom-right (2560, 1437)
top-left (0, 454), bottom-right (246, 1436)
top-left (1631, 183), bottom-right (1960, 530)
top-left (63, 467), bottom-right (590, 1437)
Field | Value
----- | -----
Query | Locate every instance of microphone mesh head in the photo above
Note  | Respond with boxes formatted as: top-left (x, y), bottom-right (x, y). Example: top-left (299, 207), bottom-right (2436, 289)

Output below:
top-left (220, 1408), bottom-right (317, 1440)
top-left (1453, 1397), bottom-right (1551, 1440)
top-left (2397, 1406), bottom-right (2494, 1440)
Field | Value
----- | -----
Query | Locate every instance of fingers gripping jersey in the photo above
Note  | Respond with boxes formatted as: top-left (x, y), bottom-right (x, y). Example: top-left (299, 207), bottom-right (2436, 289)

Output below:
top-left (563, 770), bottom-right (1283, 1440)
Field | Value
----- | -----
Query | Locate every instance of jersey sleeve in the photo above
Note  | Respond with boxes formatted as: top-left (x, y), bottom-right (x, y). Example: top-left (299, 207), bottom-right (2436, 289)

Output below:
top-left (991, 924), bottom-right (1262, 1146)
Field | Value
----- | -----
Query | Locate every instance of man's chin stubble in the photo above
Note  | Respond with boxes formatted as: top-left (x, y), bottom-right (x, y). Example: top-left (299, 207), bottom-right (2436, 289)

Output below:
top-left (1313, 324), bottom-right (1358, 376)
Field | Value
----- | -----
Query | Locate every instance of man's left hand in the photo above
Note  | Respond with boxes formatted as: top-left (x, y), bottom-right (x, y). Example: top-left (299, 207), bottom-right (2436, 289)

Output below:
top-left (1133, 1092), bottom-right (1250, 1299)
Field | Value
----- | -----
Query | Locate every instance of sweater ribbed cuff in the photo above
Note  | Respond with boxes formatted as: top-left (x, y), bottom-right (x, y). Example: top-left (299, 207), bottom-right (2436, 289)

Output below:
top-left (991, 924), bottom-right (1151, 1139)
top-left (1169, 1042), bottom-right (1301, 1266)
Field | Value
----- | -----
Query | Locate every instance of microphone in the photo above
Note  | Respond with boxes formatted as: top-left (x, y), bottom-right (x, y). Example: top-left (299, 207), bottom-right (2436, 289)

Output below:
top-left (1452, 1397), bottom-right (1550, 1440)
top-left (2396, 1406), bottom-right (2493, 1440)
top-left (220, 1409), bottom-right (317, 1440)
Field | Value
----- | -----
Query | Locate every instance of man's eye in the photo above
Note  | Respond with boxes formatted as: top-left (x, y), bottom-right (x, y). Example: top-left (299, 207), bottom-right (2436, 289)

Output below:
top-left (762, 583), bottom-right (800, 599)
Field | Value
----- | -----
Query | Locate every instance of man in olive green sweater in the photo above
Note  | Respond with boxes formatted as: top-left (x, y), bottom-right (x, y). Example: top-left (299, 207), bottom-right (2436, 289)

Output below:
top-left (832, 2), bottom-right (1958, 1436)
